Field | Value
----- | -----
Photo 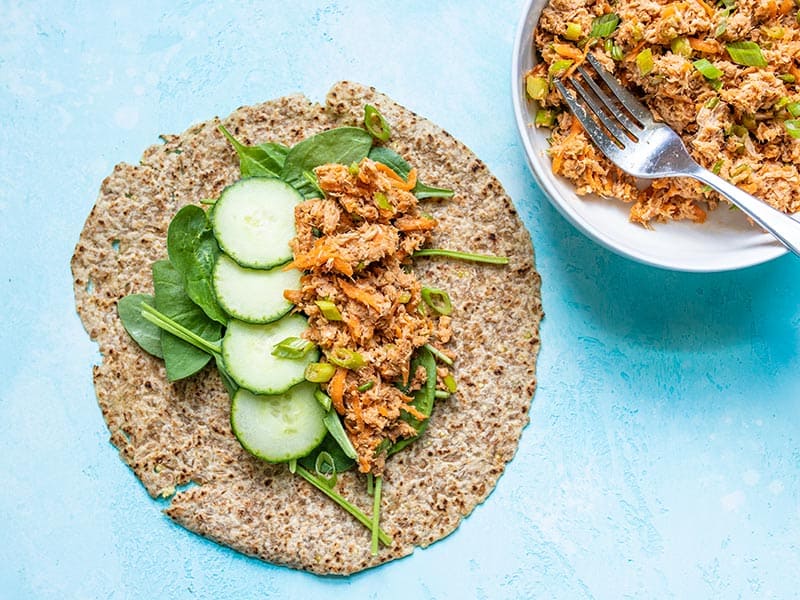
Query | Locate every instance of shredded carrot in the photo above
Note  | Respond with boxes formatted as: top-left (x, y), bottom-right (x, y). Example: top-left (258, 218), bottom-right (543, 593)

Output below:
top-left (402, 403), bottom-right (428, 421)
top-left (693, 0), bottom-right (715, 18)
top-left (553, 42), bottom-right (583, 60)
top-left (789, 63), bottom-right (800, 82)
top-left (283, 238), bottom-right (354, 276)
top-left (375, 162), bottom-right (417, 191)
top-left (329, 367), bottom-right (347, 415)
top-left (688, 37), bottom-right (719, 54)
top-left (338, 278), bottom-right (383, 312)
top-left (779, 0), bottom-right (794, 14)
top-left (624, 40), bottom-right (648, 62)
top-left (393, 216), bottom-right (438, 232)
top-left (551, 152), bottom-right (564, 174)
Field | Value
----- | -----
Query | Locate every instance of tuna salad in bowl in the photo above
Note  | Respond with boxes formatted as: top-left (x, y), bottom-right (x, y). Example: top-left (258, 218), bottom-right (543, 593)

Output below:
top-left (512, 0), bottom-right (800, 271)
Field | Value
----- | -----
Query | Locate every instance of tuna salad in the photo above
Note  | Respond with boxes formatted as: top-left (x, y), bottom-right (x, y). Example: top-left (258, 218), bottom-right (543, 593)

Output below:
top-left (529, 0), bottom-right (800, 225)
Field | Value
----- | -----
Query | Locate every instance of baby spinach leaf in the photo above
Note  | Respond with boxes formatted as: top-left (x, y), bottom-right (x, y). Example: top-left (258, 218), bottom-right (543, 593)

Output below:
top-left (281, 127), bottom-right (373, 198)
top-left (219, 124), bottom-right (289, 178)
top-left (152, 260), bottom-right (223, 381)
top-left (367, 146), bottom-right (455, 199)
top-left (389, 346), bottom-right (436, 455)
top-left (117, 294), bottom-right (164, 358)
top-left (167, 205), bottom-right (227, 325)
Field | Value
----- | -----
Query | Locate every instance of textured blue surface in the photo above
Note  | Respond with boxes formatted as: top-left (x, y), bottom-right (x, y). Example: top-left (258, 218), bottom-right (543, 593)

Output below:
top-left (2, 1), bottom-right (799, 598)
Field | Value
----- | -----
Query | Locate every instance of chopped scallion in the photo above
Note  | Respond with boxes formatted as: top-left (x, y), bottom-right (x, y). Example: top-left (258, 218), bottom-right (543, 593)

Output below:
top-left (548, 59), bottom-right (573, 77)
top-left (314, 387), bottom-right (333, 411)
top-left (787, 102), bottom-right (800, 118)
top-left (564, 22), bottom-right (583, 41)
top-left (693, 58), bottom-right (723, 80)
top-left (364, 104), bottom-right (391, 142)
top-left (443, 374), bottom-right (457, 393)
top-left (314, 451), bottom-right (337, 487)
top-left (305, 362), bottom-right (336, 383)
top-left (725, 41), bottom-right (767, 67)
top-left (374, 191), bottom-right (393, 211)
top-left (413, 248), bottom-right (509, 264)
top-left (525, 75), bottom-right (549, 101)
top-left (670, 36), bottom-right (692, 58)
top-left (778, 74), bottom-right (796, 83)
top-left (423, 343), bottom-right (454, 367)
top-left (328, 347), bottom-right (366, 370)
top-left (271, 336), bottom-right (316, 359)
top-left (315, 299), bottom-right (343, 321)
top-left (636, 48), bottom-right (654, 75)
top-left (786, 119), bottom-right (800, 139)
top-left (534, 109), bottom-right (556, 128)
top-left (357, 380), bottom-right (375, 392)
top-left (348, 161), bottom-right (360, 177)
top-left (421, 287), bottom-right (453, 316)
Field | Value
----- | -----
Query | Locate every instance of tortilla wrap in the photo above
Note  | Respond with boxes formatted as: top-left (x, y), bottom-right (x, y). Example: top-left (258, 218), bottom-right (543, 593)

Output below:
top-left (71, 82), bottom-right (542, 574)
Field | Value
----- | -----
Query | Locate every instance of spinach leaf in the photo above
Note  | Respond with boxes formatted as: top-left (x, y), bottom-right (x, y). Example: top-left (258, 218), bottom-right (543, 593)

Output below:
top-left (167, 205), bottom-right (227, 325)
top-left (367, 146), bottom-right (455, 199)
top-left (389, 346), bottom-right (437, 455)
top-left (219, 124), bottom-right (289, 178)
top-left (152, 260), bottom-right (222, 381)
top-left (117, 294), bottom-right (164, 358)
top-left (281, 127), bottom-right (373, 198)
top-left (298, 433), bottom-right (356, 474)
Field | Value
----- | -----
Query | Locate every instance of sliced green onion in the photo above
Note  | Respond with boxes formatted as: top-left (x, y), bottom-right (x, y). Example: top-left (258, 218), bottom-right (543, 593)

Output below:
top-left (525, 75), bottom-right (549, 101)
top-left (742, 113), bottom-right (756, 130)
top-left (357, 380), bottom-right (375, 392)
top-left (636, 48), bottom-right (654, 75)
top-left (305, 362), bottom-right (336, 383)
top-left (423, 343), bottom-right (454, 367)
top-left (443, 374), bottom-right (457, 393)
top-left (604, 39), bottom-right (624, 61)
top-left (778, 74), bottom-right (796, 83)
top-left (364, 104), bottom-right (391, 142)
top-left (775, 96), bottom-right (791, 110)
top-left (693, 58), bottom-right (723, 80)
top-left (731, 163), bottom-right (751, 177)
top-left (366, 472), bottom-right (374, 496)
top-left (564, 22), bottom-right (583, 41)
top-left (271, 336), bottom-right (315, 359)
top-left (434, 390), bottom-right (450, 399)
top-left (725, 41), bottom-right (767, 67)
top-left (786, 119), bottom-right (800, 139)
top-left (413, 248), bottom-right (509, 264)
top-left (314, 387), bottom-right (333, 411)
top-left (314, 451), bottom-right (337, 487)
top-left (729, 124), bottom-right (748, 138)
top-left (534, 109), bottom-right (557, 128)
top-left (714, 8), bottom-right (731, 37)
top-left (590, 13), bottom-right (620, 38)
top-left (421, 287), bottom-right (453, 316)
top-left (705, 96), bottom-right (720, 109)
top-left (670, 36), bottom-right (692, 58)
top-left (315, 299), bottom-right (343, 321)
top-left (787, 102), bottom-right (800, 118)
top-left (763, 25), bottom-right (785, 39)
top-left (701, 159), bottom-right (725, 193)
top-left (374, 191), bottom-right (393, 211)
top-left (348, 161), bottom-right (360, 177)
top-left (288, 458), bottom-right (297, 474)
top-left (397, 291), bottom-right (411, 304)
top-left (548, 59), bottom-right (573, 77)
top-left (328, 347), bottom-right (366, 369)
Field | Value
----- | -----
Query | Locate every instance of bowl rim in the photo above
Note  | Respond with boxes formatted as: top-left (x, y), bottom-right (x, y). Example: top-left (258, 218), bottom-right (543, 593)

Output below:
top-left (510, 0), bottom-right (787, 272)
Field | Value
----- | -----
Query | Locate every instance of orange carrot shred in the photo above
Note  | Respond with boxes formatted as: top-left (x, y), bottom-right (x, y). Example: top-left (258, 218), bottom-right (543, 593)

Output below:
top-left (553, 42), bottom-right (583, 60)
top-left (329, 367), bottom-right (347, 415)
top-left (338, 278), bottom-right (383, 311)
top-left (394, 216), bottom-right (438, 232)
top-left (688, 37), bottom-right (719, 54)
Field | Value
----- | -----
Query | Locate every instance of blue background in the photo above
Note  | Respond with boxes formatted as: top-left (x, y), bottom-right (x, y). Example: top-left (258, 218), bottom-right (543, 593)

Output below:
top-left (2, 1), bottom-right (799, 598)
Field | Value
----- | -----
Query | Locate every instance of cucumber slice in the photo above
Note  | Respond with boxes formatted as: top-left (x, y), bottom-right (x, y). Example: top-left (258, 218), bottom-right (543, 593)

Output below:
top-left (213, 253), bottom-right (301, 323)
top-left (212, 177), bottom-right (302, 268)
top-left (230, 382), bottom-right (327, 463)
top-left (222, 314), bottom-right (318, 394)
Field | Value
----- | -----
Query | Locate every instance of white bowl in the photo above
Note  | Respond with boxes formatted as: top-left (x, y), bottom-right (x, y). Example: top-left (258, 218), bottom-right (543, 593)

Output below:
top-left (511, 0), bottom-right (787, 272)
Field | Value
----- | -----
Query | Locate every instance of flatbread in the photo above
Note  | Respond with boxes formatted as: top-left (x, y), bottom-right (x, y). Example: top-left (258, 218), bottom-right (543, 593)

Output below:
top-left (71, 82), bottom-right (542, 574)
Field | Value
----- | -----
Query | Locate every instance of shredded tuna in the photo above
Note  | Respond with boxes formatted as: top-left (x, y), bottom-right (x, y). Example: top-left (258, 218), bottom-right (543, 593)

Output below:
top-left (286, 157), bottom-right (453, 475)
top-left (533, 0), bottom-right (800, 224)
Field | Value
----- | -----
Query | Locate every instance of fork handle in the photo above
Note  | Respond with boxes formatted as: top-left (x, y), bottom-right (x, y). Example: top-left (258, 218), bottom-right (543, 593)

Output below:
top-left (690, 167), bottom-right (800, 257)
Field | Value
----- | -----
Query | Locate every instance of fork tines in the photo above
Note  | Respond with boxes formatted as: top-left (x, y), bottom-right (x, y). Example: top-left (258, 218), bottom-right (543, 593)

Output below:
top-left (554, 53), bottom-right (653, 152)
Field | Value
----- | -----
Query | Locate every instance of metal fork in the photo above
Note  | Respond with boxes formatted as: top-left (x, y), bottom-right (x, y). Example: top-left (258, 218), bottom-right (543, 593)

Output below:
top-left (554, 53), bottom-right (800, 257)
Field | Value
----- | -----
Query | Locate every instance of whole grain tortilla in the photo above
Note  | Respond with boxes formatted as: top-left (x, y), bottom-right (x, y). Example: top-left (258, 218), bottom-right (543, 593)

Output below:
top-left (71, 82), bottom-right (542, 574)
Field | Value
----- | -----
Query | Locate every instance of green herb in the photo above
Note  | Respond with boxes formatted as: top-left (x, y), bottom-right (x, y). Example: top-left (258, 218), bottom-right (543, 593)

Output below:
top-left (218, 124), bottom-right (289, 178)
top-left (421, 287), bottom-right (453, 315)
top-left (725, 41), bottom-right (767, 67)
top-left (397, 291), bottom-right (411, 304)
top-left (412, 248), bottom-right (509, 264)
top-left (167, 205), bottom-right (227, 325)
top-left (328, 347), bottom-right (366, 369)
top-left (367, 146), bottom-right (455, 199)
top-left (306, 361), bottom-right (336, 383)
top-left (693, 58), bottom-right (723, 80)
top-left (604, 38), bottom-right (624, 61)
top-left (370, 476), bottom-right (383, 556)
top-left (357, 380), bottom-right (375, 392)
top-left (271, 337), bottom-right (316, 359)
top-left (315, 299), bottom-right (343, 321)
top-left (636, 48), bottom-right (654, 75)
top-left (564, 22), bottom-right (583, 41)
top-left (313, 451), bottom-right (337, 487)
top-left (281, 127), bottom-right (374, 198)
top-left (786, 120), bottom-right (800, 139)
top-left (549, 59), bottom-right (573, 76)
top-left (787, 102), bottom-right (800, 118)
top-left (348, 161), bottom-right (360, 177)
top-left (778, 74), bottom-right (796, 83)
top-left (364, 105), bottom-right (391, 142)
top-left (670, 36), bottom-right (692, 58)
top-left (390, 347), bottom-right (437, 455)
top-left (151, 260), bottom-right (223, 381)
top-left (294, 464), bottom-right (392, 547)
top-left (526, 75), bottom-right (549, 101)
top-left (117, 294), bottom-right (164, 358)
top-left (590, 13), bottom-right (620, 38)
top-left (443, 373), bottom-right (457, 393)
